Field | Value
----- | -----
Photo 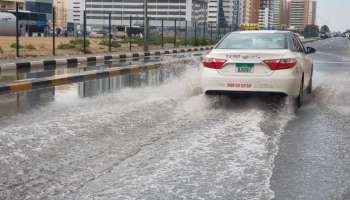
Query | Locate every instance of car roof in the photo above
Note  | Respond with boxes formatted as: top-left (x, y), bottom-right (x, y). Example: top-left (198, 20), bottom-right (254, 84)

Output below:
top-left (233, 30), bottom-right (292, 34)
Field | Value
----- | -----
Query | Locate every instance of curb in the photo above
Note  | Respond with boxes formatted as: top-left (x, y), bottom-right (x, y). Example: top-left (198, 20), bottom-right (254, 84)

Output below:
top-left (0, 59), bottom-right (193, 94)
top-left (0, 46), bottom-right (213, 72)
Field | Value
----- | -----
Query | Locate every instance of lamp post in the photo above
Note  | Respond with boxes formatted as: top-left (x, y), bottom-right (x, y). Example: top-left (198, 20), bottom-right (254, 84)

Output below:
top-left (143, 0), bottom-right (149, 52)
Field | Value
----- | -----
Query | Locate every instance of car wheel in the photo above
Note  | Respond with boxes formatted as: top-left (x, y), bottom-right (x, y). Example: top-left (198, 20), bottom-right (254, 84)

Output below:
top-left (307, 68), bottom-right (313, 94)
top-left (295, 77), bottom-right (304, 109)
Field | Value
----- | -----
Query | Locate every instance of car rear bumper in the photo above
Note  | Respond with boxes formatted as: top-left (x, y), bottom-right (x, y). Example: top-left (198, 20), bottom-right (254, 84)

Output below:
top-left (201, 67), bottom-right (301, 97)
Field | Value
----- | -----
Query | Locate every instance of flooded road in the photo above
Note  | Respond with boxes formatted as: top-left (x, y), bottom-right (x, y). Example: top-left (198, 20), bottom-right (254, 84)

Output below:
top-left (0, 38), bottom-right (350, 200)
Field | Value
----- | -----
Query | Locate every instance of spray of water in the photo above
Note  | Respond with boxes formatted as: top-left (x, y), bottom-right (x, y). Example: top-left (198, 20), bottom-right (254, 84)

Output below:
top-left (0, 55), bottom-right (294, 200)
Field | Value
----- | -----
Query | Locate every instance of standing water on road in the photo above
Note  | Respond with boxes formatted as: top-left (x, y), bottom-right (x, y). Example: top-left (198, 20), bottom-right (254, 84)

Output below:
top-left (0, 54), bottom-right (295, 199)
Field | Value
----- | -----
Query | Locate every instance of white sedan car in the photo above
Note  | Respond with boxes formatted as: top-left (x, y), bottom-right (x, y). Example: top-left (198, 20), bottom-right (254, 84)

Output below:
top-left (201, 30), bottom-right (316, 108)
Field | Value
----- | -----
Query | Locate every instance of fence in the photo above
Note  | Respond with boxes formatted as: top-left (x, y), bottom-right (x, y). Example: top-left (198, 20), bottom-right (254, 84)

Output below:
top-left (0, 6), bottom-right (237, 59)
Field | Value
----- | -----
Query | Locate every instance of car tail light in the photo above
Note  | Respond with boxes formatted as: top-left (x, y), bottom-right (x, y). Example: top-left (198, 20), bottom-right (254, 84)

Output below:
top-left (203, 58), bottom-right (227, 69)
top-left (263, 59), bottom-right (297, 70)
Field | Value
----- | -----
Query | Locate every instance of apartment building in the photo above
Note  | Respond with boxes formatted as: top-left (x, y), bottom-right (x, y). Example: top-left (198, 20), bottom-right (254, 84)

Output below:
top-left (84, 0), bottom-right (208, 29)
top-left (270, 0), bottom-right (280, 29)
top-left (54, 0), bottom-right (67, 29)
top-left (67, 0), bottom-right (84, 28)
top-left (241, 0), bottom-right (259, 24)
top-left (279, 0), bottom-right (288, 29)
top-left (288, 0), bottom-right (305, 31)
top-left (306, 0), bottom-right (316, 25)
top-left (207, 0), bottom-right (240, 29)
top-left (258, 0), bottom-right (271, 29)
top-left (289, 0), bottom-right (316, 32)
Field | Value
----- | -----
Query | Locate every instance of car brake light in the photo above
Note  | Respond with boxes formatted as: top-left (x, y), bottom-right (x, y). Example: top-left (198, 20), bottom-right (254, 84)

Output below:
top-left (203, 58), bottom-right (227, 69)
top-left (263, 59), bottom-right (297, 70)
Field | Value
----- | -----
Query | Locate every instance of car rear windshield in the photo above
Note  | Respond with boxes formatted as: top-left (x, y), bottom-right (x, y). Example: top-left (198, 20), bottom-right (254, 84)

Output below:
top-left (216, 33), bottom-right (287, 49)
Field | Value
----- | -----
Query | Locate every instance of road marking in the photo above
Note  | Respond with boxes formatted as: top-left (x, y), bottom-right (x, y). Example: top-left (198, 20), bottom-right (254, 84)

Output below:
top-left (10, 82), bottom-right (32, 92)
top-left (52, 77), bottom-right (70, 86)
top-left (146, 64), bottom-right (158, 70)
top-left (314, 61), bottom-right (350, 64)
top-left (107, 68), bottom-right (121, 76)
top-left (84, 74), bottom-right (98, 81)
top-left (129, 66), bottom-right (141, 73)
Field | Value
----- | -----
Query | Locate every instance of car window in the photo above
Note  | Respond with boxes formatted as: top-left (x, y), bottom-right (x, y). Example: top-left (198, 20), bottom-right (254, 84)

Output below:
top-left (291, 35), bottom-right (304, 53)
top-left (216, 33), bottom-right (287, 49)
top-left (296, 37), bottom-right (306, 53)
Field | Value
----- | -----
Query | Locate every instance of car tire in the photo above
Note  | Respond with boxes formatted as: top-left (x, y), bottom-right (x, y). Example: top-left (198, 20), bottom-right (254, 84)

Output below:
top-left (295, 77), bottom-right (304, 109)
top-left (307, 68), bottom-right (313, 94)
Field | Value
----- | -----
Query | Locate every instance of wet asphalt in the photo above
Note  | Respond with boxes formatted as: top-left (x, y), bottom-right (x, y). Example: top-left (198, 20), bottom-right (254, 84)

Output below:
top-left (0, 38), bottom-right (349, 200)
top-left (271, 37), bottom-right (350, 200)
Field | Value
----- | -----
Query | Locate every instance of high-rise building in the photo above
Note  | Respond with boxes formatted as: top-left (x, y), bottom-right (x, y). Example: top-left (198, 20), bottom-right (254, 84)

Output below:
top-left (279, 0), bottom-right (288, 29)
top-left (54, 0), bottom-right (68, 29)
top-left (53, 0), bottom-right (84, 31)
top-left (67, 0), bottom-right (84, 30)
top-left (258, 0), bottom-right (271, 29)
top-left (84, 0), bottom-right (208, 29)
top-left (306, 0), bottom-right (316, 25)
top-left (241, 0), bottom-right (259, 24)
top-left (270, 0), bottom-right (280, 29)
top-left (289, 0), bottom-right (316, 32)
top-left (207, 0), bottom-right (240, 30)
top-left (258, 0), bottom-right (286, 30)
top-left (288, 0), bottom-right (306, 31)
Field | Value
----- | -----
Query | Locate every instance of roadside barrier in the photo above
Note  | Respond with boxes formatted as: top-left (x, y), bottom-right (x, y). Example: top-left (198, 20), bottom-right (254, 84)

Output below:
top-left (0, 46), bottom-right (213, 72)
top-left (0, 59), bottom-right (194, 94)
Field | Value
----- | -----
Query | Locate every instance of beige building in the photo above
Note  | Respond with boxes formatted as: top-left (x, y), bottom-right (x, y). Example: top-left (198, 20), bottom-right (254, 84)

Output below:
top-left (279, 0), bottom-right (288, 29)
top-left (288, 0), bottom-right (316, 32)
top-left (54, 0), bottom-right (68, 30)
top-left (242, 0), bottom-right (260, 24)
top-left (0, 0), bottom-right (25, 11)
top-left (306, 0), bottom-right (316, 25)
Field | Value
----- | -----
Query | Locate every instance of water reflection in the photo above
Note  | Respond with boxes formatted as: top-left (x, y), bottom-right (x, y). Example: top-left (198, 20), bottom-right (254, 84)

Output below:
top-left (79, 65), bottom-right (186, 97)
top-left (0, 60), bottom-right (190, 119)
top-left (0, 87), bottom-right (55, 119)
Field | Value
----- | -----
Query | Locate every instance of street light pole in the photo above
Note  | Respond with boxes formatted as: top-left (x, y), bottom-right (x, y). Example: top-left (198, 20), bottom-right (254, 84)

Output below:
top-left (143, 0), bottom-right (149, 52)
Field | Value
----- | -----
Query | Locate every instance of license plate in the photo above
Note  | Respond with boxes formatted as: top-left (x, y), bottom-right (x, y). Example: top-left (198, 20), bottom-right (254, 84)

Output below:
top-left (227, 82), bottom-right (253, 88)
top-left (236, 63), bottom-right (254, 73)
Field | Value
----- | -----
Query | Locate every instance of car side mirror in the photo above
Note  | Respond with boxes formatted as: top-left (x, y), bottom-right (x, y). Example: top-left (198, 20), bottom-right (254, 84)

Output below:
top-left (306, 47), bottom-right (316, 54)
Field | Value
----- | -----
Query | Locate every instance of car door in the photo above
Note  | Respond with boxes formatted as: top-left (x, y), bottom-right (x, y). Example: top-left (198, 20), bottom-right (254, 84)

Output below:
top-left (290, 35), bottom-right (310, 87)
top-left (295, 36), bottom-right (313, 88)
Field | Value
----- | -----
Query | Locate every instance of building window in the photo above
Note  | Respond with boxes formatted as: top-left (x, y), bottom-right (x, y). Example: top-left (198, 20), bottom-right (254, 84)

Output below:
top-left (1, 5), bottom-right (6, 9)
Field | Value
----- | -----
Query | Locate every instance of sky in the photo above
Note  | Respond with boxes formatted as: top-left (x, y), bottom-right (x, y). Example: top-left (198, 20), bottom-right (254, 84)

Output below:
top-left (316, 0), bottom-right (350, 32)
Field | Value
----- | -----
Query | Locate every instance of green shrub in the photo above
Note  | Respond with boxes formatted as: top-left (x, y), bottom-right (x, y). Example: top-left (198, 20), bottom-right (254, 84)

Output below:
top-left (57, 43), bottom-right (75, 49)
top-left (69, 38), bottom-right (90, 48)
top-left (99, 38), bottom-right (121, 48)
top-left (149, 37), bottom-right (174, 45)
top-left (25, 44), bottom-right (36, 50)
top-left (127, 37), bottom-right (144, 46)
top-left (122, 36), bottom-right (214, 47)
top-left (10, 43), bottom-right (23, 49)
top-left (57, 38), bottom-right (90, 50)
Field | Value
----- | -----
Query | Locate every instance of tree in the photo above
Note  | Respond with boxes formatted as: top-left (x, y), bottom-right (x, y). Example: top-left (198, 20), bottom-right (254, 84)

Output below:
top-left (304, 25), bottom-right (319, 38)
top-left (320, 25), bottom-right (330, 34)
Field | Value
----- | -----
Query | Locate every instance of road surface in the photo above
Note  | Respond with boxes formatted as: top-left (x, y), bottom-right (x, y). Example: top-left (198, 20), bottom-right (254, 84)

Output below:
top-left (0, 37), bottom-right (349, 200)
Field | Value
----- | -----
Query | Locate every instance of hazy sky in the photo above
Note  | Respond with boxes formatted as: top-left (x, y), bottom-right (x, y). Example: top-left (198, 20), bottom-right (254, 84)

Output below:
top-left (316, 0), bottom-right (350, 32)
